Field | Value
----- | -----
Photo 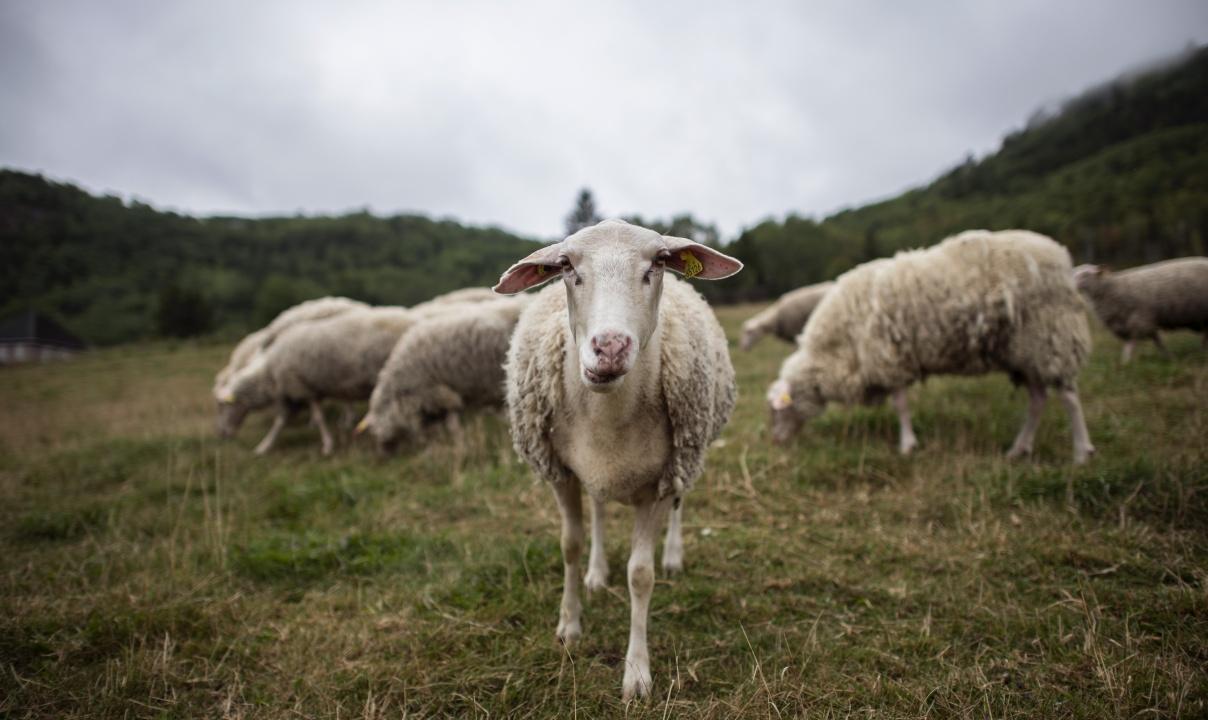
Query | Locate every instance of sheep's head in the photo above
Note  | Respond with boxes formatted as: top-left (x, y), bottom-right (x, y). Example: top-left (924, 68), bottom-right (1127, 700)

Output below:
top-left (494, 219), bottom-right (742, 394)
top-left (214, 388), bottom-right (252, 438)
top-left (1072, 264), bottom-right (1107, 291)
top-left (360, 386), bottom-right (463, 454)
top-left (213, 356), bottom-right (273, 438)
top-left (766, 375), bottom-right (825, 444)
top-left (739, 320), bottom-right (763, 351)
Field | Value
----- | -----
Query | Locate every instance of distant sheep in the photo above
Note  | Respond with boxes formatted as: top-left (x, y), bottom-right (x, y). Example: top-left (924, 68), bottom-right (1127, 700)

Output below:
top-left (496, 219), bottom-right (741, 700)
top-left (357, 295), bottom-right (531, 453)
top-left (218, 306), bottom-right (414, 455)
top-left (212, 296), bottom-right (368, 400)
top-left (740, 281), bottom-right (835, 350)
top-left (768, 229), bottom-right (1095, 463)
top-left (1073, 257), bottom-right (1208, 363)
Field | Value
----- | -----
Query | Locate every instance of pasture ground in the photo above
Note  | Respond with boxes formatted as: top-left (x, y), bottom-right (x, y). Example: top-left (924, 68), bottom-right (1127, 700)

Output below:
top-left (1, 306), bottom-right (1205, 718)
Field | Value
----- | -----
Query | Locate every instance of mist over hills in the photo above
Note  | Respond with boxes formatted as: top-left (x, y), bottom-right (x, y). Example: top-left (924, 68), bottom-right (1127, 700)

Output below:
top-left (3, 45), bottom-right (1206, 346)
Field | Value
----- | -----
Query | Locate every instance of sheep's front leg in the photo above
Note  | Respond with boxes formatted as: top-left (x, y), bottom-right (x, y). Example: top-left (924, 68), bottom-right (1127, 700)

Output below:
top-left (1059, 386), bottom-right (1095, 465)
top-left (1121, 340), bottom-right (1136, 364)
top-left (1007, 383), bottom-right (1047, 459)
top-left (552, 477), bottom-right (585, 646)
top-left (584, 496), bottom-right (609, 592)
top-left (253, 405), bottom-right (289, 455)
top-left (661, 499), bottom-right (684, 575)
top-left (622, 494), bottom-right (673, 702)
top-left (310, 400), bottom-right (334, 456)
top-left (891, 388), bottom-right (918, 455)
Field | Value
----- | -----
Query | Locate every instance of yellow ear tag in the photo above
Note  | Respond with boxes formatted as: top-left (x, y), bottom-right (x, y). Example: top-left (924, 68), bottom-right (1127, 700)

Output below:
top-left (679, 250), bottom-right (703, 279)
top-left (536, 265), bottom-right (547, 276)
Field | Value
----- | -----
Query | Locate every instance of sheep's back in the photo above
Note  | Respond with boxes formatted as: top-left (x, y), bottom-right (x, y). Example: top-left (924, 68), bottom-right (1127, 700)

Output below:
top-left (1112, 257), bottom-right (1208, 330)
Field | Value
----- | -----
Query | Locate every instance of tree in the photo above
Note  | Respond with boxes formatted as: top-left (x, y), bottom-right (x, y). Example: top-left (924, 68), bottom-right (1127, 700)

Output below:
top-left (155, 283), bottom-right (214, 338)
top-left (565, 188), bottom-right (601, 236)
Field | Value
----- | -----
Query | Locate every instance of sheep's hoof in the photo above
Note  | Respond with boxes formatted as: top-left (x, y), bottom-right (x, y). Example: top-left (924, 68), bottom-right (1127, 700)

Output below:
top-left (621, 661), bottom-right (653, 702)
top-left (556, 619), bottom-right (581, 647)
top-left (898, 439), bottom-right (918, 456)
top-left (253, 445), bottom-right (271, 456)
top-left (1006, 445), bottom-right (1032, 461)
top-left (584, 568), bottom-right (609, 593)
top-left (1073, 445), bottom-right (1097, 466)
top-left (661, 555), bottom-right (683, 576)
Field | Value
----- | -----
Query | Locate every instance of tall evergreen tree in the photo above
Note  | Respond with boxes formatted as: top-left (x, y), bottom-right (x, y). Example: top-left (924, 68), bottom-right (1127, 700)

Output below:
top-left (564, 188), bottom-right (601, 236)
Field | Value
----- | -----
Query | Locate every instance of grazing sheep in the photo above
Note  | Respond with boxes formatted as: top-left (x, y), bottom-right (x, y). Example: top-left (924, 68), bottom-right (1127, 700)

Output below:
top-left (1073, 257), bottom-right (1208, 363)
top-left (767, 229), bottom-right (1095, 463)
top-left (218, 306), bottom-right (414, 455)
top-left (496, 219), bottom-right (742, 700)
top-left (740, 281), bottom-right (835, 350)
top-left (357, 295), bottom-right (531, 453)
top-left (212, 296), bottom-right (368, 399)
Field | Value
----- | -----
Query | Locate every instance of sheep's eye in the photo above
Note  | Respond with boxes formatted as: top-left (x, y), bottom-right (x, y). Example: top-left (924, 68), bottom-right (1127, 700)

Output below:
top-left (644, 251), bottom-right (670, 284)
top-left (559, 257), bottom-right (582, 285)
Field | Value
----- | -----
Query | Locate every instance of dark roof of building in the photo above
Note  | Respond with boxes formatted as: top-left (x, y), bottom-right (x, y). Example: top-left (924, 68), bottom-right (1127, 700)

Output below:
top-left (0, 310), bottom-right (87, 350)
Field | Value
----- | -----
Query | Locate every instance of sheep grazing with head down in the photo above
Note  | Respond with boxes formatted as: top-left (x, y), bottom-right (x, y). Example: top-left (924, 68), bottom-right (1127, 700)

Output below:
top-left (357, 295), bottom-right (531, 453)
top-left (212, 296), bottom-right (368, 401)
top-left (1073, 257), bottom-right (1208, 363)
top-left (768, 229), bottom-right (1096, 463)
top-left (495, 219), bottom-right (741, 701)
top-left (217, 306), bottom-right (415, 455)
top-left (740, 281), bottom-right (835, 351)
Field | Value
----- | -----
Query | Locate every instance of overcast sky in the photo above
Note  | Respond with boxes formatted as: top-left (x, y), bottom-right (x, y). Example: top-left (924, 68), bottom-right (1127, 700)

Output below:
top-left (2, 1), bottom-right (1206, 240)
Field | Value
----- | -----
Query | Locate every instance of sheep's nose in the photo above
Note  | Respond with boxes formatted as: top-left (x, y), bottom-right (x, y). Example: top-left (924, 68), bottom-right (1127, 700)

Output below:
top-left (591, 331), bottom-right (632, 374)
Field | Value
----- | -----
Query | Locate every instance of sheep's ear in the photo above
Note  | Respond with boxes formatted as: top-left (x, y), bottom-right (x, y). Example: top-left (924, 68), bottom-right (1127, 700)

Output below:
top-left (767, 379), bottom-right (793, 410)
top-left (494, 243), bottom-right (564, 294)
top-left (662, 236), bottom-right (743, 280)
top-left (1072, 264), bottom-right (1104, 283)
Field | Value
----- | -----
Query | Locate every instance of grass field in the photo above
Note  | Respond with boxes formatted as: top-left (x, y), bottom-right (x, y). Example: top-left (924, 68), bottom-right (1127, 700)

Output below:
top-left (1, 306), bottom-right (1206, 718)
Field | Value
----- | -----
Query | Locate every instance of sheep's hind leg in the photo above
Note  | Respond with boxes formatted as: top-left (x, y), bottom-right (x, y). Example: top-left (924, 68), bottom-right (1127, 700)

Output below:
top-left (891, 389), bottom-right (918, 455)
top-left (584, 496), bottom-right (609, 592)
top-left (1151, 333), bottom-right (1168, 357)
top-left (253, 405), bottom-right (289, 455)
top-left (310, 400), bottom-right (335, 456)
top-left (1121, 340), bottom-right (1136, 364)
top-left (661, 498), bottom-right (684, 575)
top-left (1059, 386), bottom-right (1095, 465)
top-left (552, 477), bottom-right (585, 646)
top-left (1007, 383), bottom-right (1047, 459)
top-left (621, 493), bottom-right (673, 702)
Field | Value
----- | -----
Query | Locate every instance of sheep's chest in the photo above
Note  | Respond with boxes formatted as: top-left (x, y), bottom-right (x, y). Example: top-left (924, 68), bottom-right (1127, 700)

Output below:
top-left (552, 399), bottom-right (671, 505)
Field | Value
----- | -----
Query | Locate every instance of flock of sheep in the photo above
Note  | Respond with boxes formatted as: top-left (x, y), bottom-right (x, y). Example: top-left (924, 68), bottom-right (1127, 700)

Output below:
top-left (211, 219), bottom-right (1207, 700)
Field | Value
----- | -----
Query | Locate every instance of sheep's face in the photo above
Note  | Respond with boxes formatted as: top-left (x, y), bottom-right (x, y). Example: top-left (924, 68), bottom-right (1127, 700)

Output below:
top-left (739, 321), bottom-right (761, 351)
top-left (214, 398), bottom-right (250, 438)
top-left (494, 219), bottom-right (742, 394)
top-left (767, 378), bottom-right (824, 444)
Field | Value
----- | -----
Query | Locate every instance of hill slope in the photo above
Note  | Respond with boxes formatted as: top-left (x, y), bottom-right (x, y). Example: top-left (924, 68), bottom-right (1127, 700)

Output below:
top-left (725, 45), bottom-right (1208, 301)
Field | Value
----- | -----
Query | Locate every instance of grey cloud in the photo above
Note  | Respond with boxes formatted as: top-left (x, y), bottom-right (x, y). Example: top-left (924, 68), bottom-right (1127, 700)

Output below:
top-left (2, 0), bottom-right (1206, 239)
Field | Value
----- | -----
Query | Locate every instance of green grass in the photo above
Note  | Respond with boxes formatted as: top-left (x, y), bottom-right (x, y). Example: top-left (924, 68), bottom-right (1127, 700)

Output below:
top-left (1, 312), bottom-right (1205, 718)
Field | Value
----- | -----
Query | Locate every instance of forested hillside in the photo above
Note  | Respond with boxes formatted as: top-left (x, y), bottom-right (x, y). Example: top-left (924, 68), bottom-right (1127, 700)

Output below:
top-left (723, 45), bottom-right (1208, 300)
top-left (0, 173), bottom-right (541, 344)
top-left (3, 45), bottom-right (1206, 343)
